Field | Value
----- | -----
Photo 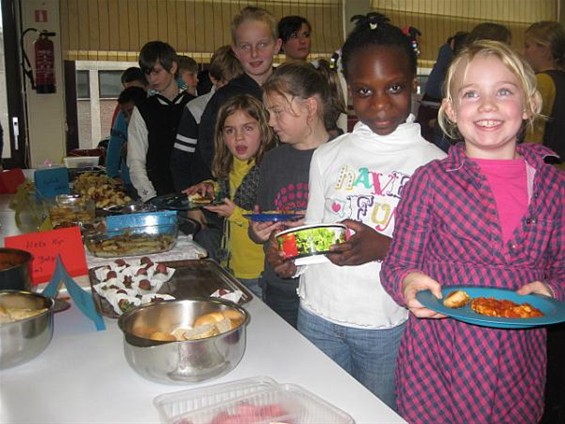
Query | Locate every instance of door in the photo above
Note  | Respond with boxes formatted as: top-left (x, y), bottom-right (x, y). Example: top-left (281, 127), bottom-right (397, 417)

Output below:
top-left (1, 0), bottom-right (27, 169)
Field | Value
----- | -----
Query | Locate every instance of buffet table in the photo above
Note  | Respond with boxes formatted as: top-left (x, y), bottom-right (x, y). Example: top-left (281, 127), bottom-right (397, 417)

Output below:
top-left (0, 194), bottom-right (406, 424)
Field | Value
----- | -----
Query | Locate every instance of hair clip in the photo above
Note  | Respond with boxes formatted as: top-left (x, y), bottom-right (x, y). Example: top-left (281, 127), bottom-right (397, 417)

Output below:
top-left (402, 26), bottom-right (422, 56)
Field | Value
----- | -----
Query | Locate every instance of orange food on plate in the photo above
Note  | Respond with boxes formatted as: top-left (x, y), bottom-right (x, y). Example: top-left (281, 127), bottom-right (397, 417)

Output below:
top-left (470, 297), bottom-right (544, 318)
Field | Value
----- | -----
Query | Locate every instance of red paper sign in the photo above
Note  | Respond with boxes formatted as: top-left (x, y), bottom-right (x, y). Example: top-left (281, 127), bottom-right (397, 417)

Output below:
top-left (5, 226), bottom-right (88, 284)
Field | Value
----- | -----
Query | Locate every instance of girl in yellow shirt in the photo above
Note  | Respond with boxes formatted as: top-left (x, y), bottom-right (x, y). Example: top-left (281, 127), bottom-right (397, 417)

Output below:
top-left (185, 95), bottom-right (276, 297)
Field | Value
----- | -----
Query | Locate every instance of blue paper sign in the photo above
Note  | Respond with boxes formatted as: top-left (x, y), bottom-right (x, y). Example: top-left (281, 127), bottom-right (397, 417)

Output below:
top-left (34, 167), bottom-right (70, 200)
top-left (42, 256), bottom-right (106, 331)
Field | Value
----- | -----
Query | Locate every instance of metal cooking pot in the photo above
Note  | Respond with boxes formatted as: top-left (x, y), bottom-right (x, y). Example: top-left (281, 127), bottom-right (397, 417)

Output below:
top-left (0, 248), bottom-right (33, 291)
top-left (0, 290), bottom-right (55, 369)
top-left (118, 298), bottom-right (249, 384)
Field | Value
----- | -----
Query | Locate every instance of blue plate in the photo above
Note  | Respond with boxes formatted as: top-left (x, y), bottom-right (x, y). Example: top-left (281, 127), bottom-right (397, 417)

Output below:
top-left (243, 213), bottom-right (304, 222)
top-left (416, 285), bottom-right (565, 329)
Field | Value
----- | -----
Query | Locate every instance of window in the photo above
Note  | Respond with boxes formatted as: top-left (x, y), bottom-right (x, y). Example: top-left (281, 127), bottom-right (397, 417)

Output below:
top-left (76, 70), bottom-right (89, 99)
top-left (99, 71), bottom-right (122, 98)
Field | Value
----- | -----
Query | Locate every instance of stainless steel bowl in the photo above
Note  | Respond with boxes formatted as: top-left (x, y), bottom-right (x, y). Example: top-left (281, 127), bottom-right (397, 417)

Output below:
top-left (0, 248), bottom-right (33, 291)
top-left (118, 298), bottom-right (249, 384)
top-left (0, 290), bottom-right (55, 369)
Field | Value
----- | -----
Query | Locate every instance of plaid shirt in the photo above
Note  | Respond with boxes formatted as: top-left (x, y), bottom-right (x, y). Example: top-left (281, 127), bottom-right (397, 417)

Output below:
top-left (381, 142), bottom-right (565, 423)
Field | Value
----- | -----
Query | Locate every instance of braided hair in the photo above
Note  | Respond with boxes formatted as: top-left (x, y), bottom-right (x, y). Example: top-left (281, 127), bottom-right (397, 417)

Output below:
top-left (341, 12), bottom-right (418, 82)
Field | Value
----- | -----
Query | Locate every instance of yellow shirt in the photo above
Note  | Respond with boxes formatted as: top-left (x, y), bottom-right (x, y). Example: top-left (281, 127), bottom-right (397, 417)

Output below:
top-left (225, 157), bottom-right (264, 279)
top-left (526, 73), bottom-right (556, 144)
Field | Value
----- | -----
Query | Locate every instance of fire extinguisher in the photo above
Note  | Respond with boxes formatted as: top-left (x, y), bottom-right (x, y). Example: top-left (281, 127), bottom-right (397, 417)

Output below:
top-left (21, 28), bottom-right (57, 94)
top-left (34, 30), bottom-right (56, 93)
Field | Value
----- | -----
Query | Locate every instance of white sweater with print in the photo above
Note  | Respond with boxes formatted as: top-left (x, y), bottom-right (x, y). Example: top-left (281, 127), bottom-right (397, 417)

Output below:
top-left (300, 115), bottom-right (447, 328)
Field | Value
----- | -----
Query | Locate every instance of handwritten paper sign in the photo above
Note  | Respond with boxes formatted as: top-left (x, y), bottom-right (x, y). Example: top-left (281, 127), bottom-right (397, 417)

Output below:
top-left (5, 226), bottom-right (88, 284)
top-left (34, 167), bottom-right (70, 200)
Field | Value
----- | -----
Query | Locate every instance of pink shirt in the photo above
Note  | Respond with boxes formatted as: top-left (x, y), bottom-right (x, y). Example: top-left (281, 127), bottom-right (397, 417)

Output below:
top-left (474, 158), bottom-right (528, 243)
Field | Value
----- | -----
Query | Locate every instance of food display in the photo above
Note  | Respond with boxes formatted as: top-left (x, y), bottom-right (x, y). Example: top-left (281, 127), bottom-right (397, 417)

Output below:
top-left (470, 297), bottom-right (544, 318)
top-left (0, 291), bottom-right (55, 369)
top-left (0, 248), bottom-right (32, 291)
top-left (140, 309), bottom-right (245, 342)
top-left (0, 304), bottom-right (48, 323)
top-left (118, 299), bottom-right (249, 383)
top-left (73, 172), bottom-right (132, 209)
top-left (91, 257), bottom-right (176, 315)
top-left (443, 289), bottom-right (544, 318)
top-left (276, 224), bottom-right (347, 264)
top-left (84, 223), bottom-right (178, 257)
top-left (48, 194), bottom-right (96, 228)
top-left (90, 259), bottom-right (252, 319)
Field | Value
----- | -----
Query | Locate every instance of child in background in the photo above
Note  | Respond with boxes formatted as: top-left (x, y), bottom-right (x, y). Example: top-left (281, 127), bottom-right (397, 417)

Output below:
top-left (267, 13), bottom-right (446, 409)
top-left (465, 22), bottom-right (512, 46)
top-left (185, 95), bottom-right (276, 297)
top-left (381, 40), bottom-right (564, 423)
top-left (127, 41), bottom-right (194, 201)
top-left (248, 60), bottom-right (344, 327)
top-left (177, 55), bottom-right (199, 96)
top-left (172, 45), bottom-right (244, 262)
top-left (172, 45), bottom-right (244, 191)
top-left (106, 86), bottom-right (147, 199)
top-left (193, 6), bottom-right (282, 184)
top-left (523, 21), bottom-right (565, 165)
top-left (188, 6), bottom-right (281, 262)
top-left (109, 67), bottom-right (148, 128)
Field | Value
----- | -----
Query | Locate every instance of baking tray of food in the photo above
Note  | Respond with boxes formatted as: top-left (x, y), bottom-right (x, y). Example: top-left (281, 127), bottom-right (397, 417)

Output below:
top-left (89, 258), bottom-right (253, 318)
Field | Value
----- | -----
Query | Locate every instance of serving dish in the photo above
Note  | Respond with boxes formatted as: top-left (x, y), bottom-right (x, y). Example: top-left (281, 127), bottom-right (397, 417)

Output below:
top-left (84, 222), bottom-right (178, 258)
top-left (275, 223), bottom-right (347, 266)
top-left (47, 194), bottom-right (96, 229)
top-left (89, 259), bottom-right (252, 318)
top-left (416, 285), bottom-right (565, 328)
top-left (117, 298), bottom-right (249, 384)
top-left (0, 290), bottom-right (55, 369)
top-left (0, 248), bottom-right (33, 291)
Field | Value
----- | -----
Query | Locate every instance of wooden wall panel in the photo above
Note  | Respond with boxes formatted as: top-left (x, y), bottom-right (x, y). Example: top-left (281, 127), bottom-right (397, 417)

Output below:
top-left (61, 0), bottom-right (344, 62)
top-left (175, 1), bottom-right (187, 52)
top-left (107, 0), bottom-right (119, 52)
top-left (146, 0), bottom-right (159, 41)
top-left (371, 0), bottom-right (559, 66)
top-left (127, 0), bottom-right (140, 52)
top-left (87, 1), bottom-right (100, 60)
top-left (97, 0), bottom-right (108, 59)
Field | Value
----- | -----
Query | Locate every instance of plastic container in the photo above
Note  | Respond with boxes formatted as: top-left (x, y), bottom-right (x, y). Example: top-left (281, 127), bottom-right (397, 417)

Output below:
top-left (63, 156), bottom-right (100, 168)
top-left (275, 223), bottom-right (347, 266)
top-left (154, 377), bottom-right (354, 424)
top-left (154, 376), bottom-right (279, 422)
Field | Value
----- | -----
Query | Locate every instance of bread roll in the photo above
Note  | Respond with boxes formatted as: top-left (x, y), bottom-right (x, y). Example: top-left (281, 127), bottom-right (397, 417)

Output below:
top-left (193, 311), bottom-right (225, 327)
top-left (222, 309), bottom-right (244, 327)
top-left (443, 290), bottom-right (470, 308)
top-left (149, 331), bottom-right (177, 342)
